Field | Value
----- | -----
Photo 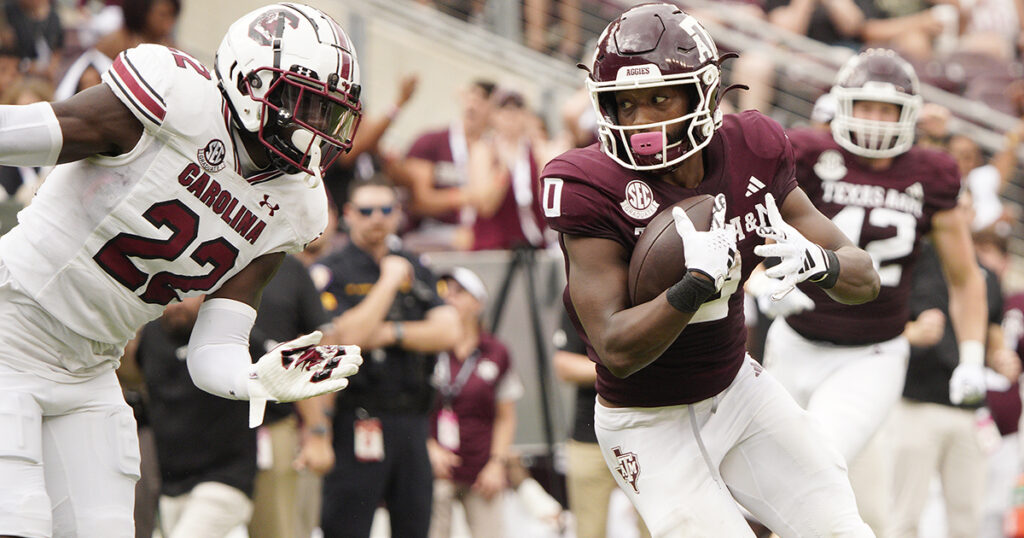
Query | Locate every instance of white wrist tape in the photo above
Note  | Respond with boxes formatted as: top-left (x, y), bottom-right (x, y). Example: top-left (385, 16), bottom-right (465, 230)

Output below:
top-left (186, 298), bottom-right (257, 400)
top-left (0, 102), bottom-right (63, 166)
top-left (959, 340), bottom-right (985, 367)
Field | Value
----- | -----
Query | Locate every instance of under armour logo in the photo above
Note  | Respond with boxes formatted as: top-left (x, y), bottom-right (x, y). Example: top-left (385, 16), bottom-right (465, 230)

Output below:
top-left (260, 194), bottom-right (280, 216)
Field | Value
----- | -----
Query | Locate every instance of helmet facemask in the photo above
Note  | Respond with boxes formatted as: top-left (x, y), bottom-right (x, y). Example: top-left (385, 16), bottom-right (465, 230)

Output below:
top-left (215, 4), bottom-right (363, 179)
top-left (829, 49), bottom-right (922, 159)
top-left (246, 66), bottom-right (362, 176)
top-left (588, 64), bottom-right (722, 172)
top-left (830, 84), bottom-right (921, 159)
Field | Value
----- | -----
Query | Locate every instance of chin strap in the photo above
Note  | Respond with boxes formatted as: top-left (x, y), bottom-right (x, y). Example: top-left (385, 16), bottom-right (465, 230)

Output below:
top-left (292, 129), bottom-right (322, 188)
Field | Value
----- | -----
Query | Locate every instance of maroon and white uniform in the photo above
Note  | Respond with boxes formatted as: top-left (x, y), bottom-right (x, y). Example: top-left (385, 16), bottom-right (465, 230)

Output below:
top-left (784, 127), bottom-right (960, 345)
top-left (763, 128), bottom-right (961, 533)
top-left (543, 111), bottom-right (796, 407)
top-left (543, 112), bottom-right (869, 537)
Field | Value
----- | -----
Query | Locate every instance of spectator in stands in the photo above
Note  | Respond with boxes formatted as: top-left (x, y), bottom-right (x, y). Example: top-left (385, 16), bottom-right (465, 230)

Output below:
top-left (120, 297), bottom-right (257, 538)
top-left (248, 254), bottom-right (337, 538)
top-left (949, 131), bottom-right (1021, 234)
top-left (918, 102), bottom-right (1023, 234)
top-left (94, 0), bottom-right (179, 59)
top-left (0, 0), bottom-right (63, 81)
top-left (316, 177), bottom-right (460, 538)
top-left (56, 0), bottom-right (180, 103)
top-left (893, 216), bottom-right (1021, 537)
top-left (524, 0), bottom-right (581, 60)
top-left (396, 79), bottom-right (495, 252)
top-left (957, 0), bottom-right (1023, 62)
top-left (552, 312), bottom-right (650, 538)
top-left (464, 90), bottom-right (551, 251)
top-left (860, 2), bottom-right (952, 61)
top-left (427, 267), bottom-right (523, 538)
top-left (765, 0), bottom-right (865, 48)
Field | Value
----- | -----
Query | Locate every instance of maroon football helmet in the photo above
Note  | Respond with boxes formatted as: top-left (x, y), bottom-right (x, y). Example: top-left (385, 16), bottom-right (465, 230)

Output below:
top-left (585, 3), bottom-right (727, 171)
top-left (830, 49), bottom-right (922, 158)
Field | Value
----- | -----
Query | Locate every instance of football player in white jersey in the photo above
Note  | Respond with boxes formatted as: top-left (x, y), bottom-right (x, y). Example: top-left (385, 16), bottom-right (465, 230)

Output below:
top-left (0, 4), bottom-right (365, 537)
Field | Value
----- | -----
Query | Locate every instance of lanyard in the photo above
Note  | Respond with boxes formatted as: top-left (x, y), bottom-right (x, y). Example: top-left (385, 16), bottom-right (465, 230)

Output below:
top-left (438, 350), bottom-right (481, 405)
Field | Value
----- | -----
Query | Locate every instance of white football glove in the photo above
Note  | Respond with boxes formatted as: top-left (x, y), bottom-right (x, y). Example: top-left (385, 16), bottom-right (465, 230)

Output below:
top-left (745, 270), bottom-right (815, 319)
top-left (248, 331), bottom-right (362, 427)
top-left (949, 340), bottom-right (986, 406)
top-left (753, 193), bottom-right (836, 300)
top-left (673, 193), bottom-right (738, 291)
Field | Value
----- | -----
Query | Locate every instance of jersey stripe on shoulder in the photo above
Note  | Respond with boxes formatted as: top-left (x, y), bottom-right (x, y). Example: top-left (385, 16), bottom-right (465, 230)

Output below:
top-left (109, 54), bottom-right (167, 124)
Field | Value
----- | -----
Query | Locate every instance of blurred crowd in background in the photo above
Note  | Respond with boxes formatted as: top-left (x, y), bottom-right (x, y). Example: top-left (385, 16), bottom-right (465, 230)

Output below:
top-left (2, 0), bottom-right (1024, 537)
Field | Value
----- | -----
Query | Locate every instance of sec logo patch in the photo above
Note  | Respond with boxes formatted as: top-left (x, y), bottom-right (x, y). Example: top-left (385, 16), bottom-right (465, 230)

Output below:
top-left (620, 180), bottom-right (659, 220)
top-left (198, 139), bottom-right (226, 173)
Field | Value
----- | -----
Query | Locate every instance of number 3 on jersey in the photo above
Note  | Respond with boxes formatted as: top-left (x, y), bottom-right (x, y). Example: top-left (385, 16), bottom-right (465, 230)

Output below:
top-left (93, 200), bottom-right (239, 305)
top-left (831, 205), bottom-right (916, 287)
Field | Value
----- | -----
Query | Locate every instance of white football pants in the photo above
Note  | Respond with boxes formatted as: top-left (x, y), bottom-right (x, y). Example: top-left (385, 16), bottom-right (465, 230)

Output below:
top-left (594, 356), bottom-right (874, 538)
top-left (764, 318), bottom-right (909, 535)
top-left (0, 262), bottom-right (139, 538)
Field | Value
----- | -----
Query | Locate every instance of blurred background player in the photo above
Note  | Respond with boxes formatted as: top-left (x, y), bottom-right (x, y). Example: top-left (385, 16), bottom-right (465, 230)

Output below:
top-left (758, 49), bottom-right (988, 534)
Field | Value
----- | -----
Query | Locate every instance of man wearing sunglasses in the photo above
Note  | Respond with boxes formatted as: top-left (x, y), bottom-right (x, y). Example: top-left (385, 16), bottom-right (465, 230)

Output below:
top-left (313, 176), bottom-right (461, 537)
top-left (0, 4), bottom-right (366, 537)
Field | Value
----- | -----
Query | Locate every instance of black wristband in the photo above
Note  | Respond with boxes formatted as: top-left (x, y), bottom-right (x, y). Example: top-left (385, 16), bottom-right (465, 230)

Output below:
top-left (665, 272), bottom-right (718, 313)
top-left (809, 249), bottom-right (840, 289)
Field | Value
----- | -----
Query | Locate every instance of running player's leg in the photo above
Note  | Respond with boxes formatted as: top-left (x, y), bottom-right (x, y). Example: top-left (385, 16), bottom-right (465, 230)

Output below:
top-left (43, 371), bottom-right (140, 538)
top-left (595, 402), bottom-right (754, 538)
top-left (719, 359), bottom-right (873, 537)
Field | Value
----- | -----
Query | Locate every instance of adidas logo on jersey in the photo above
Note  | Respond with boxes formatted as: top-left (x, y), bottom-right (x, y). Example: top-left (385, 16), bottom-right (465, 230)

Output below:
top-left (744, 176), bottom-right (765, 197)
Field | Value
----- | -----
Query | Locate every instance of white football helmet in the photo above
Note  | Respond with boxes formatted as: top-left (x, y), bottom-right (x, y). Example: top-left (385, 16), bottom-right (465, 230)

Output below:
top-left (215, 3), bottom-right (362, 176)
top-left (830, 49), bottom-right (922, 159)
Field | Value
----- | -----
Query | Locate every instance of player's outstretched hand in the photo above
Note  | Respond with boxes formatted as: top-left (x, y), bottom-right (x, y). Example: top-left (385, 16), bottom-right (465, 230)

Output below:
top-left (754, 193), bottom-right (836, 299)
top-left (248, 331), bottom-right (362, 427)
top-left (745, 270), bottom-right (815, 319)
top-left (673, 193), bottom-right (737, 291)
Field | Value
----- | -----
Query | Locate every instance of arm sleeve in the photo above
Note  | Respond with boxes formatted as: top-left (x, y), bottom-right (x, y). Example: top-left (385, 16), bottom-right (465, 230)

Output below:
top-left (0, 102), bottom-right (63, 166)
top-left (186, 298), bottom-right (257, 400)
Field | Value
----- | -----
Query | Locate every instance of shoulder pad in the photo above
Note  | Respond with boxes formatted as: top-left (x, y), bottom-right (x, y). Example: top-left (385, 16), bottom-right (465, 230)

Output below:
top-left (102, 44), bottom-right (221, 140)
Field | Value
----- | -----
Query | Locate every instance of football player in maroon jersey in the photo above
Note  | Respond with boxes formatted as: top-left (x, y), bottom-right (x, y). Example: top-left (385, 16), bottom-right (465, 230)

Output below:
top-left (541, 4), bottom-right (880, 536)
top-left (758, 49), bottom-right (988, 534)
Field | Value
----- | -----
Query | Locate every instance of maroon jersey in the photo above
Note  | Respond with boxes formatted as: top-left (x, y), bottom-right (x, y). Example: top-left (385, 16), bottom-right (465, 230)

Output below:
top-left (406, 126), bottom-right (465, 225)
top-left (784, 128), bottom-right (960, 344)
top-left (471, 145), bottom-right (549, 250)
top-left (430, 333), bottom-right (516, 485)
top-left (542, 111), bottom-right (798, 407)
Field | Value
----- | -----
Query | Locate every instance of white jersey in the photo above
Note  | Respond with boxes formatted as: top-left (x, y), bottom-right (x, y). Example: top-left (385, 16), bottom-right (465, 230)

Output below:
top-left (0, 44), bottom-right (327, 348)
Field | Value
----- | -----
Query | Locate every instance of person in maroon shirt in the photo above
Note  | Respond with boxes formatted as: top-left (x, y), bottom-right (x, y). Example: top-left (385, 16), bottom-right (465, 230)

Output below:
top-left (397, 80), bottom-right (496, 251)
top-left (467, 90), bottom-right (551, 251)
top-left (541, 4), bottom-right (879, 536)
top-left (757, 49), bottom-right (989, 535)
top-left (427, 267), bottom-right (523, 538)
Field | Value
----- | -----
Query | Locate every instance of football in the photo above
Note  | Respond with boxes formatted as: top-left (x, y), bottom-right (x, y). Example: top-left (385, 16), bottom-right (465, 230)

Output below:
top-left (627, 194), bottom-right (715, 305)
